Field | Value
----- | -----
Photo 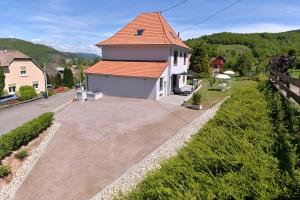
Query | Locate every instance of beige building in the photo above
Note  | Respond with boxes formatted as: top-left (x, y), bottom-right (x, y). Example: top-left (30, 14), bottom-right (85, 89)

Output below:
top-left (0, 50), bottom-right (46, 94)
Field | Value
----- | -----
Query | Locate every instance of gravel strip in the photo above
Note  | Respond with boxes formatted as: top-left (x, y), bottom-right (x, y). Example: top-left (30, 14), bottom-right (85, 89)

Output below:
top-left (90, 98), bottom-right (228, 200)
top-left (0, 123), bottom-right (61, 200)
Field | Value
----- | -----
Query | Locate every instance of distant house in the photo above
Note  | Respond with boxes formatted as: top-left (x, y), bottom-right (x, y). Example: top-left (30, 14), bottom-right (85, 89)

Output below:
top-left (0, 50), bottom-right (46, 94)
top-left (85, 12), bottom-right (191, 100)
top-left (211, 56), bottom-right (226, 72)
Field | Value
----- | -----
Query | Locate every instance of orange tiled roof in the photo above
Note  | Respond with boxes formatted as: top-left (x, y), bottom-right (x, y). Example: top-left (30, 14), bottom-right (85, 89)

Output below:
top-left (98, 12), bottom-right (190, 49)
top-left (85, 60), bottom-right (168, 78)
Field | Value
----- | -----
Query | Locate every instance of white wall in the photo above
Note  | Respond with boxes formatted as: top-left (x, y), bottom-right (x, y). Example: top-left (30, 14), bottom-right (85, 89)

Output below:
top-left (155, 66), bottom-right (169, 100)
top-left (102, 45), bottom-right (170, 61)
top-left (170, 46), bottom-right (189, 74)
top-left (87, 74), bottom-right (158, 100)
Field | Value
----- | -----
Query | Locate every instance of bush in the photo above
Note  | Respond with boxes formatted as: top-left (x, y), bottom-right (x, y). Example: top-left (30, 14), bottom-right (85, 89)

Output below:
top-left (191, 92), bottom-right (202, 105)
top-left (0, 165), bottom-right (11, 178)
top-left (15, 149), bottom-right (28, 160)
top-left (0, 112), bottom-right (54, 160)
top-left (18, 86), bottom-right (37, 101)
top-left (47, 89), bottom-right (56, 97)
top-left (120, 82), bottom-right (289, 199)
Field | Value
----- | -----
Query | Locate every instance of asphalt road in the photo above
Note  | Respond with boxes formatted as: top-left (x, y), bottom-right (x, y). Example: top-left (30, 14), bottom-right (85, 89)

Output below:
top-left (0, 91), bottom-right (76, 135)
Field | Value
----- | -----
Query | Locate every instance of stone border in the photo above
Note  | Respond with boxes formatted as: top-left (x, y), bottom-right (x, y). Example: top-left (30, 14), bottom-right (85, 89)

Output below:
top-left (90, 98), bottom-right (228, 200)
top-left (0, 123), bottom-right (61, 200)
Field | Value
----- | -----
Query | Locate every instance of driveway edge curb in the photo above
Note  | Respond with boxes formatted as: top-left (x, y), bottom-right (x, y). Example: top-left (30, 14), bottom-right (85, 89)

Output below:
top-left (0, 123), bottom-right (61, 200)
top-left (90, 97), bottom-right (229, 200)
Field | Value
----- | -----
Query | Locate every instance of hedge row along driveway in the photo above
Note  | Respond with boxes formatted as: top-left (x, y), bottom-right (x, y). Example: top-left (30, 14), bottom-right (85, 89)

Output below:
top-left (120, 81), bottom-right (299, 199)
top-left (0, 112), bottom-right (54, 160)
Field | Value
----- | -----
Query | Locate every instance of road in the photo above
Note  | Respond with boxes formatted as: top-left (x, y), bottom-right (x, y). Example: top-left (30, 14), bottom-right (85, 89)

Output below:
top-left (0, 91), bottom-right (75, 135)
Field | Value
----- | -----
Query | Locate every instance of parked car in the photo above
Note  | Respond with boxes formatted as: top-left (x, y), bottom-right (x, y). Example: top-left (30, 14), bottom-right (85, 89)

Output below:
top-left (0, 94), bottom-right (18, 104)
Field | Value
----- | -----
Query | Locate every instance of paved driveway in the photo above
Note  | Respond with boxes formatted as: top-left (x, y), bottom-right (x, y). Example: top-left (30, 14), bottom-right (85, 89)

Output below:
top-left (0, 91), bottom-right (75, 135)
top-left (13, 96), bottom-right (203, 200)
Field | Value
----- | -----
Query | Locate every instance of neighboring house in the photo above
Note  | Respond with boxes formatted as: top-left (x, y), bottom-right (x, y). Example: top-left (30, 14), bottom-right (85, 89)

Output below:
top-left (85, 12), bottom-right (191, 100)
top-left (211, 56), bottom-right (226, 72)
top-left (0, 50), bottom-right (46, 94)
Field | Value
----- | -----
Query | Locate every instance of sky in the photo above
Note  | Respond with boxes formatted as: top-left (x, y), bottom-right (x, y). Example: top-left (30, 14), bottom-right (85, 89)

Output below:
top-left (0, 0), bottom-right (300, 55)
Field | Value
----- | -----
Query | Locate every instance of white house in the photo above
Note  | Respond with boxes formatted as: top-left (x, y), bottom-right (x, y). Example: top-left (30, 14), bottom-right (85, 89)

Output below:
top-left (85, 12), bottom-right (191, 100)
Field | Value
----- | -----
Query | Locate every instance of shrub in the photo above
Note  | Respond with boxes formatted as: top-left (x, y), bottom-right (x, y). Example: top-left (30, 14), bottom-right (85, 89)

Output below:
top-left (0, 112), bottom-right (54, 160)
top-left (191, 92), bottom-right (202, 105)
top-left (18, 86), bottom-right (37, 101)
top-left (0, 165), bottom-right (11, 178)
top-left (120, 82), bottom-right (288, 199)
top-left (47, 89), bottom-right (56, 97)
top-left (15, 149), bottom-right (28, 160)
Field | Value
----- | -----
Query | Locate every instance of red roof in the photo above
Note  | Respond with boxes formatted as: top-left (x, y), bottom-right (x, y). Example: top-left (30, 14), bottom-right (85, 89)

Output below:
top-left (85, 60), bottom-right (168, 78)
top-left (98, 12), bottom-right (190, 49)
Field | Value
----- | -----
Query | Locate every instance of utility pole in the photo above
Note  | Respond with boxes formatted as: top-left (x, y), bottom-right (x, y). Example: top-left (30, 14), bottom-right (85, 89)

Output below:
top-left (44, 61), bottom-right (48, 98)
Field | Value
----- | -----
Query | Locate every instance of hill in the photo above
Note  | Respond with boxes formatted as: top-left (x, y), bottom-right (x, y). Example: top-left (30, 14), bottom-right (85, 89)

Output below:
top-left (186, 30), bottom-right (300, 60)
top-left (0, 38), bottom-right (100, 66)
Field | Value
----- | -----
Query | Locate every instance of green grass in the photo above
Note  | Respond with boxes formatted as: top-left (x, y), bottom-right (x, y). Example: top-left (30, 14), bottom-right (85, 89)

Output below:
top-left (119, 81), bottom-right (290, 199)
top-left (189, 80), bottom-right (253, 109)
top-left (289, 69), bottom-right (300, 78)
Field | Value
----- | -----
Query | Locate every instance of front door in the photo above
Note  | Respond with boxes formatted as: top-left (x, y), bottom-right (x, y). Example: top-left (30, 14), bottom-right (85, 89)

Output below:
top-left (172, 75), bottom-right (177, 89)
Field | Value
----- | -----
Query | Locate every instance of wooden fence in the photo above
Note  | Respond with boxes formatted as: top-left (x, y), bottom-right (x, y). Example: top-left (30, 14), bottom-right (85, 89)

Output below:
top-left (269, 69), bottom-right (300, 104)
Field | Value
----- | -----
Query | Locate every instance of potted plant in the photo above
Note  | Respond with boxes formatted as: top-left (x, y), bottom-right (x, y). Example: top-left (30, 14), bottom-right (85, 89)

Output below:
top-left (191, 92), bottom-right (202, 110)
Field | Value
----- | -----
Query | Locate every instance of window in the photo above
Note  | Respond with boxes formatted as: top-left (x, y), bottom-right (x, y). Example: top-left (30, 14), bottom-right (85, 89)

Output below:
top-left (159, 77), bottom-right (163, 91)
top-left (33, 81), bottom-right (39, 90)
top-left (8, 84), bottom-right (16, 93)
top-left (135, 29), bottom-right (144, 36)
top-left (174, 51), bottom-right (178, 65)
top-left (20, 66), bottom-right (27, 76)
top-left (182, 75), bottom-right (186, 84)
top-left (180, 51), bottom-right (182, 58)
top-left (184, 52), bottom-right (187, 65)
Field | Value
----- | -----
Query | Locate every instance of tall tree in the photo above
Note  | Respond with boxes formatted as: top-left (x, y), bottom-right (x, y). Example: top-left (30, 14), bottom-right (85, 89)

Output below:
top-left (56, 73), bottom-right (63, 87)
top-left (235, 53), bottom-right (254, 76)
top-left (189, 41), bottom-right (212, 77)
top-left (63, 68), bottom-right (74, 88)
top-left (0, 67), bottom-right (5, 96)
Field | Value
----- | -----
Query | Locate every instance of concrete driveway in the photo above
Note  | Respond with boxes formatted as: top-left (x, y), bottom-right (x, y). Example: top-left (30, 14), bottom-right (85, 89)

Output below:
top-left (13, 96), bottom-right (203, 200)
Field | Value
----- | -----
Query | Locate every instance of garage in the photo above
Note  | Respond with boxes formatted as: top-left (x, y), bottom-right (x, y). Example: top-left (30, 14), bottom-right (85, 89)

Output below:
top-left (85, 60), bottom-right (169, 100)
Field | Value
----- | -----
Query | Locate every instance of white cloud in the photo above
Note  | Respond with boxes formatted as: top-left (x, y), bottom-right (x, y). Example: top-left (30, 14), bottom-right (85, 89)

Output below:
top-left (31, 38), bottom-right (41, 43)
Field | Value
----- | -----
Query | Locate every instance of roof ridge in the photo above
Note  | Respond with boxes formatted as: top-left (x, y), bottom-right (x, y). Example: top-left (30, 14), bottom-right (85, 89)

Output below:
top-left (156, 12), bottom-right (172, 45)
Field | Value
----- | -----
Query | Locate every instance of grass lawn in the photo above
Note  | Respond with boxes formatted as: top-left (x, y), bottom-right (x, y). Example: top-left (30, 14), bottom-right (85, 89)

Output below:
top-left (189, 79), bottom-right (253, 109)
top-left (289, 69), bottom-right (300, 78)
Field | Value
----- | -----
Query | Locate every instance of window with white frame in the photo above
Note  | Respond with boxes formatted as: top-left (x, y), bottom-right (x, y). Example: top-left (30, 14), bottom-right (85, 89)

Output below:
top-left (8, 84), bottom-right (16, 93)
top-left (159, 77), bottom-right (163, 91)
top-left (20, 66), bottom-right (27, 76)
top-left (182, 75), bottom-right (185, 84)
top-left (33, 81), bottom-right (39, 90)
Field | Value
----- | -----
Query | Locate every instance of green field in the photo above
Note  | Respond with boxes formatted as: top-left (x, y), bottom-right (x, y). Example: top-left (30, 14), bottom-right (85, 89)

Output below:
top-left (289, 69), bottom-right (300, 78)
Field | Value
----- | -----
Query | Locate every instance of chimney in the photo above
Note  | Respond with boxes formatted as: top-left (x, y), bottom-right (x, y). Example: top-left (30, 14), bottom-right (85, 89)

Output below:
top-left (177, 32), bottom-right (180, 38)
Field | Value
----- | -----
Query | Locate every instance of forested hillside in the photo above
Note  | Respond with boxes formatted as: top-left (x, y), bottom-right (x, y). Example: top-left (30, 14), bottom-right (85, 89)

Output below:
top-left (186, 30), bottom-right (300, 63)
top-left (0, 38), bottom-right (100, 66)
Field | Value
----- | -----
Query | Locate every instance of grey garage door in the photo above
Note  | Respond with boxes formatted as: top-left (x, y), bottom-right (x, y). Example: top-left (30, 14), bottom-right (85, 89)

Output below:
top-left (87, 74), bottom-right (157, 100)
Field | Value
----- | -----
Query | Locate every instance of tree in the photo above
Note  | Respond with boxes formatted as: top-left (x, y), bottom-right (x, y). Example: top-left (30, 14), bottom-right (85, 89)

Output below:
top-left (0, 67), bottom-right (5, 96)
top-left (268, 55), bottom-right (295, 73)
top-left (235, 53), bottom-right (254, 76)
top-left (189, 41), bottom-right (212, 77)
top-left (63, 68), bottom-right (74, 88)
top-left (55, 73), bottom-right (63, 87)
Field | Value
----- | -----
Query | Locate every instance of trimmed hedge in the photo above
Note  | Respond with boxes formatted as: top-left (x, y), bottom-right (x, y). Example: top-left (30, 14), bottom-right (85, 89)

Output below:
top-left (120, 81), bottom-right (289, 199)
top-left (18, 86), bottom-right (37, 101)
top-left (0, 112), bottom-right (54, 160)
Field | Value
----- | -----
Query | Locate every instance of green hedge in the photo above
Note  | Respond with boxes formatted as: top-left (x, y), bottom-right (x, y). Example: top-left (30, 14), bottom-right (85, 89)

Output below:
top-left (120, 82), bottom-right (290, 199)
top-left (18, 86), bottom-right (37, 101)
top-left (0, 112), bottom-right (54, 160)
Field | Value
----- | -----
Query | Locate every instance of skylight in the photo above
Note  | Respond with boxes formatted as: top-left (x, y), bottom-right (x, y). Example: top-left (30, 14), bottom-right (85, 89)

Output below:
top-left (135, 29), bottom-right (144, 36)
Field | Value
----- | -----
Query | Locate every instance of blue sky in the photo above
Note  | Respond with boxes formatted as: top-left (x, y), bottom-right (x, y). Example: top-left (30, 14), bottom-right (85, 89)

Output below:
top-left (0, 0), bottom-right (300, 54)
